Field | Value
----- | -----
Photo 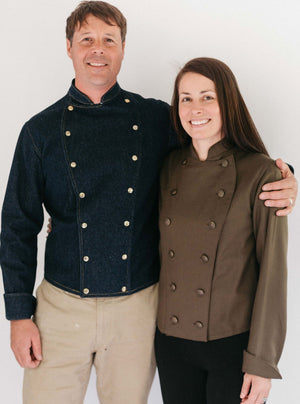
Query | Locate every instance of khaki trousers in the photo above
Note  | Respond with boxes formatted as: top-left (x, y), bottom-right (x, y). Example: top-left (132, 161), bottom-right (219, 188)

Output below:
top-left (23, 279), bottom-right (158, 404)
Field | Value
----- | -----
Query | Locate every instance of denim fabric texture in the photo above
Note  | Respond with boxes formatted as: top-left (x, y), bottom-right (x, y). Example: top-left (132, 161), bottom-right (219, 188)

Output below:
top-left (0, 81), bottom-right (177, 320)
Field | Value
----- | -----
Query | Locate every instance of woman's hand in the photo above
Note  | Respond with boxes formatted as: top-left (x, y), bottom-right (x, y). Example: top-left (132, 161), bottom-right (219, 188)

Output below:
top-left (240, 373), bottom-right (271, 404)
top-left (259, 158), bottom-right (297, 216)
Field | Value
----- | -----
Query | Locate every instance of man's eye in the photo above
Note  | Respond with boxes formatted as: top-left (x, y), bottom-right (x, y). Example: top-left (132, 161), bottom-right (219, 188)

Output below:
top-left (82, 37), bottom-right (92, 43)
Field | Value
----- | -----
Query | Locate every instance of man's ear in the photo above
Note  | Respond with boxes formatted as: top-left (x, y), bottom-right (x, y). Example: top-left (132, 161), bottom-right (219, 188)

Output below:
top-left (66, 38), bottom-right (72, 59)
top-left (122, 41), bottom-right (125, 60)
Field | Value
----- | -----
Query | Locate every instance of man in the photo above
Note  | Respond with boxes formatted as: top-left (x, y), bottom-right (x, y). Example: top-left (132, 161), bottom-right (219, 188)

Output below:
top-left (0, 2), bottom-right (297, 403)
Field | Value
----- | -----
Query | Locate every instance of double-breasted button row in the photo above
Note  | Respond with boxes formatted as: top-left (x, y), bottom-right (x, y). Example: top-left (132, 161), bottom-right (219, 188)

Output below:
top-left (170, 316), bottom-right (204, 329)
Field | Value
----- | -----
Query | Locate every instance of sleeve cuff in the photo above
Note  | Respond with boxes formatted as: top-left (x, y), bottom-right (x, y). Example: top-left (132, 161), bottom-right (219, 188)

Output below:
top-left (242, 350), bottom-right (282, 379)
top-left (3, 293), bottom-right (36, 320)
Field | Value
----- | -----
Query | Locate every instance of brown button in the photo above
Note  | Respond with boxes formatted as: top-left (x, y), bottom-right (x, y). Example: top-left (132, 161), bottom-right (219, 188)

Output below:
top-left (208, 221), bottom-right (216, 229)
top-left (181, 159), bottom-right (187, 166)
top-left (165, 218), bottom-right (171, 226)
top-left (217, 189), bottom-right (225, 198)
top-left (194, 321), bottom-right (204, 328)
top-left (221, 159), bottom-right (229, 168)
top-left (170, 316), bottom-right (179, 325)
top-left (170, 189), bottom-right (177, 196)
top-left (169, 250), bottom-right (175, 258)
top-left (170, 283), bottom-right (177, 292)
top-left (201, 254), bottom-right (209, 263)
top-left (196, 288), bottom-right (205, 297)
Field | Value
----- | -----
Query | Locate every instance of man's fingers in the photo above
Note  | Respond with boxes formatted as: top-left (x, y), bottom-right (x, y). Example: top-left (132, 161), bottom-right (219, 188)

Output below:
top-left (261, 177), bottom-right (294, 192)
top-left (31, 334), bottom-right (43, 361)
top-left (275, 158), bottom-right (290, 176)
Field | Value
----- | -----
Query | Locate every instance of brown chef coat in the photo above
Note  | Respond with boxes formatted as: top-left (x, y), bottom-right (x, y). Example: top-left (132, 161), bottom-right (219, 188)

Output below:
top-left (157, 140), bottom-right (288, 379)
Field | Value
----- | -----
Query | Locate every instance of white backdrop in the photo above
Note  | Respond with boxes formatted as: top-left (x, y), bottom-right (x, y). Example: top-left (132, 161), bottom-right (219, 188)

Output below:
top-left (0, 0), bottom-right (299, 403)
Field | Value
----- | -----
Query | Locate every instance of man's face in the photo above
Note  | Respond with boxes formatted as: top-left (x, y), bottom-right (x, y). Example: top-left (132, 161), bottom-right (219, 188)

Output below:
top-left (67, 14), bottom-right (125, 99)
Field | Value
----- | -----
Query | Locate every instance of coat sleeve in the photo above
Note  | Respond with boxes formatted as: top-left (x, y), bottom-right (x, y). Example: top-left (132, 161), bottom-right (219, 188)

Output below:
top-left (0, 123), bottom-right (44, 320)
top-left (242, 162), bottom-right (288, 379)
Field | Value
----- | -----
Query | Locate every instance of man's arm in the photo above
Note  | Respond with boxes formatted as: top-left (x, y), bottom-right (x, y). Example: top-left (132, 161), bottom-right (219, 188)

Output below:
top-left (0, 123), bottom-right (44, 367)
top-left (259, 159), bottom-right (297, 216)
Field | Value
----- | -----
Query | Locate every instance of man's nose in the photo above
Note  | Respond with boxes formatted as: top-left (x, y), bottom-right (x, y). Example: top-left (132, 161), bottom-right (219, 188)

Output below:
top-left (91, 41), bottom-right (105, 54)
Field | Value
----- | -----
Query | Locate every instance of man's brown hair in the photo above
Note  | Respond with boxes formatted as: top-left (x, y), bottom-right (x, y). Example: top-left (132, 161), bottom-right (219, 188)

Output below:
top-left (66, 1), bottom-right (127, 43)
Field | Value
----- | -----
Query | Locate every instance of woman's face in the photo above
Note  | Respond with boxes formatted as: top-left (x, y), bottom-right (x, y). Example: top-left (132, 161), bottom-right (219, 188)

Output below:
top-left (178, 72), bottom-right (223, 145)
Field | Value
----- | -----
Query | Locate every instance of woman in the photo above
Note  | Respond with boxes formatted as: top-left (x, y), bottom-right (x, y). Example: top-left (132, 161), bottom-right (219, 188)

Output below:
top-left (155, 58), bottom-right (288, 404)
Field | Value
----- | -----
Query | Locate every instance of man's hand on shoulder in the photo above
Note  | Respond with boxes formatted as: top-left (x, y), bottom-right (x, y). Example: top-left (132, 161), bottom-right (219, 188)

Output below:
top-left (259, 158), bottom-right (298, 216)
top-left (10, 319), bottom-right (42, 368)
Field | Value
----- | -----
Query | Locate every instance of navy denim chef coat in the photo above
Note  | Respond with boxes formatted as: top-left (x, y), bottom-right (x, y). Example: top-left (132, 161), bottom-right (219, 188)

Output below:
top-left (0, 81), bottom-right (176, 320)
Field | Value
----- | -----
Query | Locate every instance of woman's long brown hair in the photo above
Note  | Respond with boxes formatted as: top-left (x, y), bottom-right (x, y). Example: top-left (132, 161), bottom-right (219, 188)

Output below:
top-left (171, 57), bottom-right (269, 156)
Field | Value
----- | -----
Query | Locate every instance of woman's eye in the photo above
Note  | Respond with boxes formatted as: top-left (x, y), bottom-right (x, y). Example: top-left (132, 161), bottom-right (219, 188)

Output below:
top-left (203, 95), bottom-right (214, 101)
top-left (181, 97), bottom-right (191, 102)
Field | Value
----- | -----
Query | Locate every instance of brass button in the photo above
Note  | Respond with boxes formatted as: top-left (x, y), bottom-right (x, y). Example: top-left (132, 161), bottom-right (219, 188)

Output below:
top-left (128, 187), bottom-right (134, 194)
top-left (68, 106), bottom-right (74, 111)
top-left (165, 218), bottom-right (171, 226)
top-left (217, 189), bottom-right (225, 198)
top-left (132, 155), bottom-right (138, 161)
top-left (196, 288), bottom-right (205, 297)
top-left (170, 189), bottom-right (177, 196)
top-left (124, 221), bottom-right (130, 227)
top-left (65, 131), bottom-right (71, 137)
top-left (124, 98), bottom-right (130, 103)
top-left (122, 286), bottom-right (127, 292)
top-left (122, 254), bottom-right (128, 260)
top-left (208, 221), bottom-right (216, 229)
top-left (132, 125), bottom-right (139, 131)
top-left (83, 256), bottom-right (89, 262)
top-left (221, 159), bottom-right (229, 168)
top-left (201, 254), bottom-right (209, 263)
top-left (181, 159), bottom-right (187, 166)
top-left (79, 192), bottom-right (85, 199)
top-left (169, 250), bottom-right (175, 259)
top-left (170, 283), bottom-right (177, 292)
top-left (170, 316), bottom-right (179, 325)
top-left (70, 162), bottom-right (77, 168)
top-left (194, 321), bottom-right (204, 329)
top-left (83, 288), bottom-right (89, 295)
top-left (81, 223), bottom-right (87, 229)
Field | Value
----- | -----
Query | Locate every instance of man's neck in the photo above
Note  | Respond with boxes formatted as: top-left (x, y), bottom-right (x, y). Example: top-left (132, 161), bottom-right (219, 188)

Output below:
top-left (74, 80), bottom-right (117, 104)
